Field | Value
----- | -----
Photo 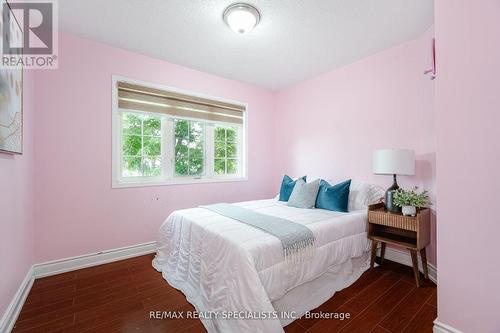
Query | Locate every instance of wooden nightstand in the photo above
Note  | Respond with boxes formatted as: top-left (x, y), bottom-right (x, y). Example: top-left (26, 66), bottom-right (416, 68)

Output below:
top-left (367, 202), bottom-right (431, 287)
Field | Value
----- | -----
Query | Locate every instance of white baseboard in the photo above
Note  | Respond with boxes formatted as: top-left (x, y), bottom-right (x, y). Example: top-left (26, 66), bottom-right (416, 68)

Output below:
top-left (378, 247), bottom-right (437, 284)
top-left (33, 241), bottom-right (157, 278)
top-left (433, 320), bottom-right (463, 333)
top-left (0, 267), bottom-right (34, 333)
top-left (0, 241), bottom-right (157, 332)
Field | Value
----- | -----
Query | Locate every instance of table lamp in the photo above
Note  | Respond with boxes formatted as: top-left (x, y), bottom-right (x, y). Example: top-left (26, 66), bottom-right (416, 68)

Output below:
top-left (373, 149), bottom-right (415, 213)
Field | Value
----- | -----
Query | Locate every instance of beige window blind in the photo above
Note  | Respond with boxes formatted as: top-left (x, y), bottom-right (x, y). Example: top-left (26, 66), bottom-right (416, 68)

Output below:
top-left (117, 81), bottom-right (245, 124)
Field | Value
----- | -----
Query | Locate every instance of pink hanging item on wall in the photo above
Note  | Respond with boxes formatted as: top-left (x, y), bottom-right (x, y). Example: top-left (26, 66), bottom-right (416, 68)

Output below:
top-left (424, 38), bottom-right (436, 80)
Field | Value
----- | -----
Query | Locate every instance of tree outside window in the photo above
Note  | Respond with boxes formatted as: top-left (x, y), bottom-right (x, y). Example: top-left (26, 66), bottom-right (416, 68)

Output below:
top-left (122, 112), bottom-right (162, 177)
top-left (214, 126), bottom-right (238, 175)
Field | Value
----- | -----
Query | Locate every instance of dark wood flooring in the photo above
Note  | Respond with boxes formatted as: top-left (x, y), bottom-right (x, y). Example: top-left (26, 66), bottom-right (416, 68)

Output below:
top-left (13, 254), bottom-right (436, 333)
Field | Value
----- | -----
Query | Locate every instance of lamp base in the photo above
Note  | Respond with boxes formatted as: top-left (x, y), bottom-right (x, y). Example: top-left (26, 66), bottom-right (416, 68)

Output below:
top-left (385, 174), bottom-right (401, 213)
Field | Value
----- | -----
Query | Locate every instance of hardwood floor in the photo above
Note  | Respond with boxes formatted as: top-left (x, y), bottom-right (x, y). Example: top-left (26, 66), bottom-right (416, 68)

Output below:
top-left (13, 254), bottom-right (436, 333)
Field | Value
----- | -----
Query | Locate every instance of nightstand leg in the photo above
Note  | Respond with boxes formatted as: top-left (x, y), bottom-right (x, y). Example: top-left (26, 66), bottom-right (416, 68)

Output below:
top-left (420, 248), bottom-right (429, 280)
top-left (380, 242), bottom-right (386, 264)
top-left (410, 249), bottom-right (421, 287)
top-left (370, 241), bottom-right (378, 269)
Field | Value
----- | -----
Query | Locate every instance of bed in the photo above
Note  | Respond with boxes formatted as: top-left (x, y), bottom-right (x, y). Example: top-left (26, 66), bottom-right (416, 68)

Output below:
top-left (152, 182), bottom-right (383, 333)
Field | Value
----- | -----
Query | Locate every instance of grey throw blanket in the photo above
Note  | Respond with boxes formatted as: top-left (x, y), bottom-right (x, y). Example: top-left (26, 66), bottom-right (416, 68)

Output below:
top-left (201, 203), bottom-right (315, 264)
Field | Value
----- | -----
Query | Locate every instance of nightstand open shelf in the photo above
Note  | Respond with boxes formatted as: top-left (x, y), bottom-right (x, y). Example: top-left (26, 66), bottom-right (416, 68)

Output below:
top-left (370, 233), bottom-right (417, 248)
top-left (368, 202), bottom-right (430, 287)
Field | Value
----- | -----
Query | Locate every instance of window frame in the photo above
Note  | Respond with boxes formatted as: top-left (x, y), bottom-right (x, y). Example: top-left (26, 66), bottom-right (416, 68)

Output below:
top-left (112, 75), bottom-right (248, 188)
top-left (120, 111), bottom-right (164, 179)
top-left (213, 124), bottom-right (243, 177)
top-left (172, 118), bottom-right (207, 178)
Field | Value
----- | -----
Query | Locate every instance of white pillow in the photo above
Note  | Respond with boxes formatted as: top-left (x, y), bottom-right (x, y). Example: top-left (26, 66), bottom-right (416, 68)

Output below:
top-left (306, 176), bottom-right (321, 183)
top-left (347, 180), bottom-right (384, 211)
top-left (287, 178), bottom-right (320, 209)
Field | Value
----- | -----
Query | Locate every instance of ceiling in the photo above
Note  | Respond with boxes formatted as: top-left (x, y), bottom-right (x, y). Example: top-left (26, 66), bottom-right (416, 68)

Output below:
top-left (59, 0), bottom-right (434, 90)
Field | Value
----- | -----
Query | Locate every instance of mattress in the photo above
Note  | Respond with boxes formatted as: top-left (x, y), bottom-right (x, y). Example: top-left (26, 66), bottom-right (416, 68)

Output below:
top-left (153, 199), bottom-right (371, 333)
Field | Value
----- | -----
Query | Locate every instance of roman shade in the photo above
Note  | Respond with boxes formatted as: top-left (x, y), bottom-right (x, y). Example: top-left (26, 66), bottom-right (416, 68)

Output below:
top-left (117, 81), bottom-right (245, 124)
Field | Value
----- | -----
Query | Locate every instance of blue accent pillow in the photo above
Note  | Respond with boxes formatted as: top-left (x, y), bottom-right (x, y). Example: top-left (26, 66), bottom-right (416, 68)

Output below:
top-left (279, 175), bottom-right (307, 202)
top-left (315, 179), bottom-right (352, 212)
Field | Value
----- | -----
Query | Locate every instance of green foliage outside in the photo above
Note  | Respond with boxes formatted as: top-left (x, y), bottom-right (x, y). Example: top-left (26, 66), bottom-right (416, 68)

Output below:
top-left (122, 113), bottom-right (239, 178)
top-left (214, 126), bottom-right (238, 175)
top-left (122, 113), bottom-right (162, 177)
top-left (393, 187), bottom-right (430, 208)
top-left (174, 119), bottom-right (204, 176)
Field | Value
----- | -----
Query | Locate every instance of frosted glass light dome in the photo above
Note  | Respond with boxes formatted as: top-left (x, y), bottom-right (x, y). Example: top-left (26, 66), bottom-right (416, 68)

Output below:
top-left (223, 3), bottom-right (260, 34)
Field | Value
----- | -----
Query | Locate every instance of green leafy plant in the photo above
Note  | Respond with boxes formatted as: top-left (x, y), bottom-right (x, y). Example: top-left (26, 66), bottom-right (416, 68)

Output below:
top-left (393, 187), bottom-right (430, 208)
top-left (122, 113), bottom-right (239, 177)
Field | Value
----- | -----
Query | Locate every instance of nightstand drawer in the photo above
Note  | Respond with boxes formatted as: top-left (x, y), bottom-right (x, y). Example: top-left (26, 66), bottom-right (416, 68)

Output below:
top-left (368, 210), bottom-right (418, 232)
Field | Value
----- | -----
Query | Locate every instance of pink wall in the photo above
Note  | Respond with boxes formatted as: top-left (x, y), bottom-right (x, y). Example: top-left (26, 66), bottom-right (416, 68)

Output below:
top-left (435, 1), bottom-right (500, 332)
top-left (9, 5), bottom-right (500, 330)
top-left (33, 34), bottom-right (276, 263)
top-left (33, 31), bottom-right (437, 268)
top-left (273, 29), bottom-right (436, 265)
top-left (0, 72), bottom-right (35, 319)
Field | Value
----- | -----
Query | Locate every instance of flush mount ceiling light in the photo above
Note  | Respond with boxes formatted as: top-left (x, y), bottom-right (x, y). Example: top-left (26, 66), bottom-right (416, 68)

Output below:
top-left (223, 3), bottom-right (260, 34)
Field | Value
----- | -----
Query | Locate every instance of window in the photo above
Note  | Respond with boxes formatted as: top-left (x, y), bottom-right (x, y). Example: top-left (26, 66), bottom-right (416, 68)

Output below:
top-left (174, 119), bottom-right (204, 176)
top-left (121, 113), bottom-right (162, 177)
top-left (113, 78), bottom-right (246, 187)
top-left (214, 126), bottom-right (239, 175)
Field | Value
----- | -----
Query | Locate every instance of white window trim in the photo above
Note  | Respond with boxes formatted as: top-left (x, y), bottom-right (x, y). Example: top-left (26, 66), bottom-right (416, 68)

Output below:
top-left (111, 75), bottom-right (248, 188)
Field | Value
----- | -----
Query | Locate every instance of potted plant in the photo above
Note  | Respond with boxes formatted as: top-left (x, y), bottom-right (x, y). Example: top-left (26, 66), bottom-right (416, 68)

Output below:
top-left (392, 187), bottom-right (429, 216)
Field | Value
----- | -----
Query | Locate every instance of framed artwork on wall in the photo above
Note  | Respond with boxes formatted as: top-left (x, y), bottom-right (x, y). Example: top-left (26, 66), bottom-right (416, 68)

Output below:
top-left (0, 0), bottom-right (23, 154)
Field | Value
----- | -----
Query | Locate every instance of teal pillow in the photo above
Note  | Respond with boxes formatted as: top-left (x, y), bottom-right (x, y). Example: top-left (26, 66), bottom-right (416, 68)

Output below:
top-left (279, 175), bottom-right (306, 201)
top-left (315, 179), bottom-right (351, 212)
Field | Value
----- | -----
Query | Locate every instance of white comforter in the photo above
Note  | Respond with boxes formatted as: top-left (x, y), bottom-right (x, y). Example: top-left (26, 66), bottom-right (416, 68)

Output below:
top-left (153, 199), bottom-right (371, 333)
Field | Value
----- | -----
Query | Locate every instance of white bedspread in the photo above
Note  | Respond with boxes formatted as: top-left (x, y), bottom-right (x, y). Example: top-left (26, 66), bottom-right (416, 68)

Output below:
top-left (153, 199), bottom-right (371, 333)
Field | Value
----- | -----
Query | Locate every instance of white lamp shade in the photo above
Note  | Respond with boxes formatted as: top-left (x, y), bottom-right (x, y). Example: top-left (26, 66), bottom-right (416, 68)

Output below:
top-left (373, 149), bottom-right (415, 176)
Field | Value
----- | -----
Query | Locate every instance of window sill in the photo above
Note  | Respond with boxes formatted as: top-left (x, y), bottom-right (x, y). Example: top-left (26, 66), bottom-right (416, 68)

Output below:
top-left (112, 177), bottom-right (248, 189)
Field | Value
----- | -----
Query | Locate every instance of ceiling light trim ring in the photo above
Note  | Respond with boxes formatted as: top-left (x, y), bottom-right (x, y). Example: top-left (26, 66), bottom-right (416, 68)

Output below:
top-left (223, 3), bottom-right (261, 34)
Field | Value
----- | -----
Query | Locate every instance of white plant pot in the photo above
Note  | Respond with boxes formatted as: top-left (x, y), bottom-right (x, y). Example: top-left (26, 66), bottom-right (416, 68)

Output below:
top-left (402, 205), bottom-right (416, 216)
